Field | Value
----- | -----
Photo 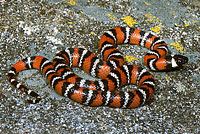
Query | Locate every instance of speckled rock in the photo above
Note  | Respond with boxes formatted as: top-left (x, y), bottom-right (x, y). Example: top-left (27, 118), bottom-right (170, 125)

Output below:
top-left (0, 0), bottom-right (199, 133)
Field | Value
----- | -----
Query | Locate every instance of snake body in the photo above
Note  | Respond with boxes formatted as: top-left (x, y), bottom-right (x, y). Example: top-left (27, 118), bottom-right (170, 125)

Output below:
top-left (8, 27), bottom-right (188, 108)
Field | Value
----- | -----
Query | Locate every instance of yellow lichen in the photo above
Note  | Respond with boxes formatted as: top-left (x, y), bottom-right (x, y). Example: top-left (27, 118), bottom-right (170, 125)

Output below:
top-left (170, 41), bottom-right (186, 53)
top-left (63, 0), bottom-right (77, 5)
top-left (144, 13), bottom-right (160, 23)
top-left (124, 55), bottom-right (139, 62)
top-left (150, 26), bottom-right (162, 34)
top-left (121, 16), bottom-right (138, 27)
top-left (107, 13), bottom-right (116, 21)
top-left (144, 2), bottom-right (152, 5)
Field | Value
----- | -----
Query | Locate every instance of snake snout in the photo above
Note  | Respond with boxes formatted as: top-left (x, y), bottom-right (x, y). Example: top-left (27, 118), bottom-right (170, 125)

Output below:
top-left (174, 55), bottom-right (188, 66)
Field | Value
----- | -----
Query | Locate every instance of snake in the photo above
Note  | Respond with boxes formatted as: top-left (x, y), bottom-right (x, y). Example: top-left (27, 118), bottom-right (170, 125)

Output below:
top-left (8, 27), bottom-right (188, 108)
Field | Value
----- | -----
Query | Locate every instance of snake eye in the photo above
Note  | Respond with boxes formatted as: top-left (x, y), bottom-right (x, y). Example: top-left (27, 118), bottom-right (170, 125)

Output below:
top-left (174, 55), bottom-right (188, 66)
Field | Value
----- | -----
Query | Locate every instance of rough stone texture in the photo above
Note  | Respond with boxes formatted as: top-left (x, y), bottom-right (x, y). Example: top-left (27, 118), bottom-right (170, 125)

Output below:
top-left (0, 0), bottom-right (199, 133)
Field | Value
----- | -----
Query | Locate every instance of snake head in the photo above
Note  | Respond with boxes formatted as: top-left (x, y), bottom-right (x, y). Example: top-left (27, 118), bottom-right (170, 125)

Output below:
top-left (172, 55), bottom-right (188, 68)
